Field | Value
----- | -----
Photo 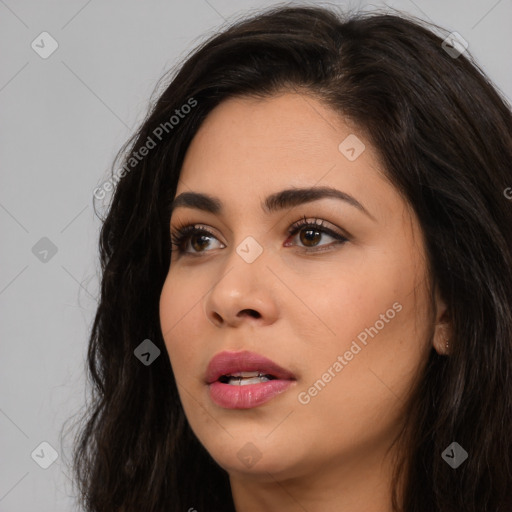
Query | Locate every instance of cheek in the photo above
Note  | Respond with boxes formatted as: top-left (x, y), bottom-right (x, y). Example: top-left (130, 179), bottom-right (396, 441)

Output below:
top-left (159, 273), bottom-right (222, 440)
top-left (294, 286), bottom-right (430, 459)
top-left (301, 259), bottom-right (397, 350)
top-left (159, 273), bottom-right (204, 380)
top-left (297, 240), bottom-right (431, 404)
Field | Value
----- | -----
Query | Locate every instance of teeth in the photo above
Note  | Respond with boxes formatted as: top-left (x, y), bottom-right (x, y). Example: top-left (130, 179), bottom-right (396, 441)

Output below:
top-left (219, 371), bottom-right (275, 385)
top-left (227, 375), bottom-right (271, 385)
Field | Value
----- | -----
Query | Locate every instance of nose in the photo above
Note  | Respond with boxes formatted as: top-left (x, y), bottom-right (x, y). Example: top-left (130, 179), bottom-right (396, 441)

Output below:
top-left (203, 247), bottom-right (280, 328)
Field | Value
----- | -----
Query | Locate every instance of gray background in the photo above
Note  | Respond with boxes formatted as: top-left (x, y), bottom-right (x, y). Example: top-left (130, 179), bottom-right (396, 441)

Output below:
top-left (1, 0), bottom-right (510, 510)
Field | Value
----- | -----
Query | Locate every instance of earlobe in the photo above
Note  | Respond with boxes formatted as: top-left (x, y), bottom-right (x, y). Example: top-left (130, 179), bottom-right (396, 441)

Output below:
top-left (433, 322), bottom-right (452, 356)
top-left (432, 288), bottom-right (453, 356)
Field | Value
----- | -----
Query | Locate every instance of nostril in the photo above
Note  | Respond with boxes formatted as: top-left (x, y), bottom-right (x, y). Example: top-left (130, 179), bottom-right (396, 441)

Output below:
top-left (240, 309), bottom-right (260, 318)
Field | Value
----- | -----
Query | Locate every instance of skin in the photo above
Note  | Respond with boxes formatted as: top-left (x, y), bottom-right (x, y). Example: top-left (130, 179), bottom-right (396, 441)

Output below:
top-left (159, 91), bottom-right (452, 512)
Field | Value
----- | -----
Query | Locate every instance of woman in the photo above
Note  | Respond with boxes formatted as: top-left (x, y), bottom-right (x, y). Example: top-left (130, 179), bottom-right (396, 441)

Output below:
top-left (72, 5), bottom-right (512, 511)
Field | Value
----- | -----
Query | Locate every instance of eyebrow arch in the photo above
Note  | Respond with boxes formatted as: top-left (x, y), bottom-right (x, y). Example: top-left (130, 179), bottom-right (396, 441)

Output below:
top-left (169, 186), bottom-right (376, 221)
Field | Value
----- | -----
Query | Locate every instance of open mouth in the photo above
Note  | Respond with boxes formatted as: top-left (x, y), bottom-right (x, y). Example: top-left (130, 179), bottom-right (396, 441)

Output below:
top-left (205, 350), bottom-right (296, 409)
top-left (218, 371), bottom-right (277, 385)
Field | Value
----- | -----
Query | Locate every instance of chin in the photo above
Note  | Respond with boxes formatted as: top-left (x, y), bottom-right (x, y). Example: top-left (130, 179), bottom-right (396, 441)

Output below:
top-left (196, 431), bottom-right (307, 480)
top-left (216, 454), bottom-right (299, 481)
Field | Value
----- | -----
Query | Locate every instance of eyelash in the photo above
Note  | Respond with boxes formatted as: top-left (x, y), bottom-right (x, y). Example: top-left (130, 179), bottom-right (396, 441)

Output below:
top-left (169, 215), bottom-right (349, 257)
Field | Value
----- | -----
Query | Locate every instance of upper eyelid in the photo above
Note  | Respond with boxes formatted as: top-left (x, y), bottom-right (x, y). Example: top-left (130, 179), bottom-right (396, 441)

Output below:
top-left (170, 216), bottom-right (234, 237)
top-left (170, 218), bottom-right (349, 244)
top-left (170, 217), bottom-right (344, 235)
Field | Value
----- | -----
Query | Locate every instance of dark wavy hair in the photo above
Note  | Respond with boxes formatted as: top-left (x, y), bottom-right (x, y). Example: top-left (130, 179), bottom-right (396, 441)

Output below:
top-left (67, 4), bottom-right (512, 511)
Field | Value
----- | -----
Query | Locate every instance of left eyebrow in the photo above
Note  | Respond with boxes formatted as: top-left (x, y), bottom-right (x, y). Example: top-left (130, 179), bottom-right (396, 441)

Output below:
top-left (169, 186), bottom-right (376, 222)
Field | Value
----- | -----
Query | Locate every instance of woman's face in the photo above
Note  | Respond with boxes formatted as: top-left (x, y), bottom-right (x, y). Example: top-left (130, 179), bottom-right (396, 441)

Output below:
top-left (159, 92), bottom-right (443, 483)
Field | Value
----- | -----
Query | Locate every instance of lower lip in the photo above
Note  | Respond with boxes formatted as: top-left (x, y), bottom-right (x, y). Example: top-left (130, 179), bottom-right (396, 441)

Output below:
top-left (208, 379), bottom-right (295, 409)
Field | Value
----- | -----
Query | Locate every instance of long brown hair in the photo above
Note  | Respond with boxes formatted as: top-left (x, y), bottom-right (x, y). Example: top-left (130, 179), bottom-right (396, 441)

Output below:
top-left (68, 5), bottom-right (512, 511)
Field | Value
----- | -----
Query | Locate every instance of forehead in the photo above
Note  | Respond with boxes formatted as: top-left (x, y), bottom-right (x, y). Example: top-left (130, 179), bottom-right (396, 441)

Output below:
top-left (175, 92), bottom-right (395, 220)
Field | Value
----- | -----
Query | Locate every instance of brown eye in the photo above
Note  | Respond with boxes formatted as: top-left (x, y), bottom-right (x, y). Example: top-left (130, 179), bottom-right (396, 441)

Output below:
top-left (287, 217), bottom-right (349, 252)
top-left (299, 228), bottom-right (323, 247)
top-left (170, 225), bottom-right (223, 256)
top-left (190, 233), bottom-right (212, 252)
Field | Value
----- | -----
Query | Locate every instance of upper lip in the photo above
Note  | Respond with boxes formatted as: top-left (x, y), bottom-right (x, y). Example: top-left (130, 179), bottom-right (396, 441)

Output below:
top-left (205, 350), bottom-right (296, 384)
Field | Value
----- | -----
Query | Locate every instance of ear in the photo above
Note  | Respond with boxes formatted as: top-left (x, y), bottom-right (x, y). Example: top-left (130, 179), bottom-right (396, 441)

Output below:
top-left (432, 285), bottom-right (453, 356)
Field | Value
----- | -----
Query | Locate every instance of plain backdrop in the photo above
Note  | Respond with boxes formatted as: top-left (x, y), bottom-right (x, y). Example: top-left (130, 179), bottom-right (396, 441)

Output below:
top-left (1, 0), bottom-right (511, 510)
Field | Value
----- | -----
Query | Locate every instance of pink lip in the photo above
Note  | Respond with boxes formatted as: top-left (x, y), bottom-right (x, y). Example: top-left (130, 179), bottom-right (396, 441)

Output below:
top-left (205, 350), bottom-right (296, 409)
